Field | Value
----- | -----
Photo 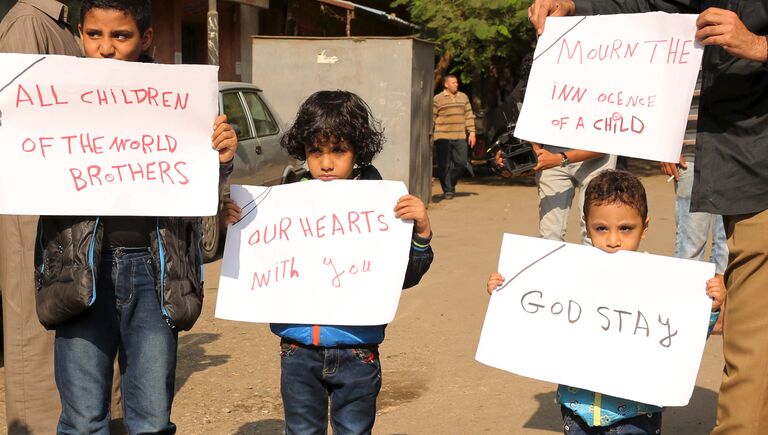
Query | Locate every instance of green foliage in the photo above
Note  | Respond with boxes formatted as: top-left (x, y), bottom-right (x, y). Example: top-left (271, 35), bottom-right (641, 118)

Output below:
top-left (393, 0), bottom-right (535, 83)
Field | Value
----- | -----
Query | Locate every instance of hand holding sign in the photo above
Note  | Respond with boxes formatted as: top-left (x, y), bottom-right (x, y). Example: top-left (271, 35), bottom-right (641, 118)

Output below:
top-left (212, 114), bottom-right (237, 163)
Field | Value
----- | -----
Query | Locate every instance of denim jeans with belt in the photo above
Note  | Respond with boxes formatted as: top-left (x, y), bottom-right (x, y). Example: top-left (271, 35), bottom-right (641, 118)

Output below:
top-left (54, 248), bottom-right (178, 435)
top-left (279, 340), bottom-right (381, 435)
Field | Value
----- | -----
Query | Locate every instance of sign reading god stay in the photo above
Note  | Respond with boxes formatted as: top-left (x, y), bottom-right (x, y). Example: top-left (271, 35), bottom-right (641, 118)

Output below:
top-left (0, 53), bottom-right (219, 216)
top-left (514, 13), bottom-right (703, 163)
top-left (476, 234), bottom-right (715, 407)
top-left (215, 181), bottom-right (413, 325)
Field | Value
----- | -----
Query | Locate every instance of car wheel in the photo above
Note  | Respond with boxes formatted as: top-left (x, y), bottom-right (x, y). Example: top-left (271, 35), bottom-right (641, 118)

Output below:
top-left (201, 214), bottom-right (220, 263)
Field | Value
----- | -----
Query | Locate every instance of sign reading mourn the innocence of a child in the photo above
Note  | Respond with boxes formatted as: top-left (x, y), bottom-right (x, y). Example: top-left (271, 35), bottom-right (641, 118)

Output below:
top-left (476, 234), bottom-right (715, 407)
top-left (215, 181), bottom-right (413, 325)
top-left (0, 53), bottom-right (219, 216)
top-left (514, 13), bottom-right (703, 163)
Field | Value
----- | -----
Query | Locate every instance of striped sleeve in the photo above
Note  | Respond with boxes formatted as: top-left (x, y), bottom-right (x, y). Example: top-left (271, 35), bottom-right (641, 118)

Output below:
top-left (464, 95), bottom-right (476, 133)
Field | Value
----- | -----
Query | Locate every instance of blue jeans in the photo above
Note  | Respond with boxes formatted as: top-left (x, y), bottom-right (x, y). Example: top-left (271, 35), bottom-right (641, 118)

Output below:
top-left (54, 248), bottom-right (178, 435)
top-left (435, 138), bottom-right (468, 194)
top-left (279, 340), bottom-right (381, 435)
top-left (561, 406), bottom-right (661, 435)
top-left (675, 158), bottom-right (728, 274)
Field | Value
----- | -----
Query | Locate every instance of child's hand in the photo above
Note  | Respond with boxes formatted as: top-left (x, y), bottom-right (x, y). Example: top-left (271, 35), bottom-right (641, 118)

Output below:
top-left (219, 198), bottom-right (242, 228)
top-left (487, 272), bottom-right (505, 295)
top-left (394, 195), bottom-right (431, 238)
top-left (213, 114), bottom-right (237, 163)
top-left (706, 275), bottom-right (726, 312)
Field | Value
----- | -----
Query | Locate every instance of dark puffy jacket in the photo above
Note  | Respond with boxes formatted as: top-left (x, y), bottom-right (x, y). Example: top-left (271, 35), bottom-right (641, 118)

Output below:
top-left (34, 161), bottom-right (233, 331)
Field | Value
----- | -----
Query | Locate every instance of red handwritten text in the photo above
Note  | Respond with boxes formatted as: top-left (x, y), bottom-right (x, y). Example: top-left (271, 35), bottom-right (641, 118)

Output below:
top-left (14, 84), bottom-right (189, 110)
top-left (251, 257), bottom-right (300, 289)
top-left (551, 113), bottom-right (645, 135)
top-left (69, 161), bottom-right (189, 191)
top-left (15, 84), bottom-right (69, 108)
top-left (323, 257), bottom-right (372, 288)
top-left (248, 217), bottom-right (293, 245)
top-left (557, 38), bottom-right (693, 64)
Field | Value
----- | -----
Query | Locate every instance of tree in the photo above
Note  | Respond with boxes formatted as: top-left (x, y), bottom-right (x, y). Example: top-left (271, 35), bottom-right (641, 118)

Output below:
top-left (393, 0), bottom-right (535, 105)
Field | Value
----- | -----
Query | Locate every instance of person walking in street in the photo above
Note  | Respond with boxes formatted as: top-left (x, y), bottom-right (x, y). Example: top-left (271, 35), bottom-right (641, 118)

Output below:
top-left (432, 75), bottom-right (476, 200)
top-left (0, 1), bottom-right (82, 433)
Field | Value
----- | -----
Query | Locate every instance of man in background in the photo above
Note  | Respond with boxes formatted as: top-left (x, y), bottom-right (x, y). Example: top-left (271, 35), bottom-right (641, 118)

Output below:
top-left (432, 75), bottom-right (476, 200)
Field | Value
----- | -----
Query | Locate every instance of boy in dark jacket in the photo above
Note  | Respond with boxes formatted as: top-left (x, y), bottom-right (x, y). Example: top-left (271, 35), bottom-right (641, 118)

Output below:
top-left (34, 1), bottom-right (237, 433)
top-left (221, 90), bottom-right (433, 434)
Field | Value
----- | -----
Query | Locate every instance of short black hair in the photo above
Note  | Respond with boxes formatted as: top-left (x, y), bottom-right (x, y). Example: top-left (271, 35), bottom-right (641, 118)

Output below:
top-left (80, 0), bottom-right (152, 35)
top-left (280, 90), bottom-right (384, 166)
top-left (584, 169), bottom-right (648, 222)
top-left (444, 74), bottom-right (458, 83)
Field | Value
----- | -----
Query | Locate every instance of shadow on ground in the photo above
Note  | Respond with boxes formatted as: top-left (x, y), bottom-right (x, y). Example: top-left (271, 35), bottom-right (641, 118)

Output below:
top-left (234, 418), bottom-right (284, 435)
top-left (377, 369), bottom-right (429, 415)
top-left (665, 386), bottom-right (718, 434)
top-left (523, 386), bottom-right (718, 434)
top-left (431, 191), bottom-right (480, 204)
top-left (175, 333), bottom-right (230, 393)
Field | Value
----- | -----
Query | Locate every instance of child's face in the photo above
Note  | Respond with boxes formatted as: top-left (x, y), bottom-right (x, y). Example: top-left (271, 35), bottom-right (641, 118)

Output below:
top-left (585, 202), bottom-right (648, 253)
top-left (80, 8), bottom-right (152, 62)
top-left (304, 138), bottom-right (355, 181)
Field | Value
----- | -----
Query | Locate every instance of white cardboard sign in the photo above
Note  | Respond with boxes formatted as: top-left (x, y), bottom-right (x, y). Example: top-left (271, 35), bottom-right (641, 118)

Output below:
top-left (215, 181), bottom-right (413, 325)
top-left (514, 13), bottom-right (703, 163)
top-left (476, 234), bottom-right (715, 407)
top-left (0, 53), bottom-right (219, 216)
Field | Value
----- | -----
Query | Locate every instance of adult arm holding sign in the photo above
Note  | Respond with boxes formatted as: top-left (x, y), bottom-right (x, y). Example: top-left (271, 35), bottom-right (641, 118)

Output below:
top-left (526, 2), bottom-right (768, 433)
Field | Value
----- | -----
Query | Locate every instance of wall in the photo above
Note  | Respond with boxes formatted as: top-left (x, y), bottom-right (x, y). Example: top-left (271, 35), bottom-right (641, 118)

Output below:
top-left (251, 37), bottom-right (435, 203)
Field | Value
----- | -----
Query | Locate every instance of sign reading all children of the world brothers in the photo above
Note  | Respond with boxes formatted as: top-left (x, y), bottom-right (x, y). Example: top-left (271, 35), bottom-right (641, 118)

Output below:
top-left (514, 13), bottom-right (704, 163)
top-left (215, 181), bottom-right (414, 325)
top-left (0, 53), bottom-right (219, 216)
top-left (475, 234), bottom-right (715, 407)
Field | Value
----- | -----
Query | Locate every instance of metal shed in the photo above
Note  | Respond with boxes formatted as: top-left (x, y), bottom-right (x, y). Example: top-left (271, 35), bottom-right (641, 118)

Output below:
top-left (250, 36), bottom-right (435, 204)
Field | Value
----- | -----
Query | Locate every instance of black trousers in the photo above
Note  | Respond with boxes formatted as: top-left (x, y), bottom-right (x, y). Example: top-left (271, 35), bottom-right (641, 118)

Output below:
top-left (435, 138), bottom-right (468, 194)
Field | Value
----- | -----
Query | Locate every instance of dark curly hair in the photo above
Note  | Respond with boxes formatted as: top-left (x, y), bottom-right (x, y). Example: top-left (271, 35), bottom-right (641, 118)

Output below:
top-left (81, 0), bottom-right (152, 34)
top-left (280, 90), bottom-right (384, 166)
top-left (584, 169), bottom-right (648, 222)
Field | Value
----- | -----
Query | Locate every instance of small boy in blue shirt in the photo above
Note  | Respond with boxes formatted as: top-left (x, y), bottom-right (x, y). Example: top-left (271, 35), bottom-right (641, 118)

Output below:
top-left (487, 169), bottom-right (723, 434)
top-left (221, 90), bottom-right (433, 434)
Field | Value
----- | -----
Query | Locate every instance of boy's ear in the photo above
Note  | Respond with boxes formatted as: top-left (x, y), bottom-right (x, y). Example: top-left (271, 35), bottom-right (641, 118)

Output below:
top-left (78, 24), bottom-right (83, 38)
top-left (641, 217), bottom-right (650, 239)
top-left (141, 27), bottom-right (154, 52)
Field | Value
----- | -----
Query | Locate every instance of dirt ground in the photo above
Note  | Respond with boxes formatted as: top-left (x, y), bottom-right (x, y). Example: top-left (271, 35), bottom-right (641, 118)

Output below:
top-left (0, 161), bottom-right (724, 434)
